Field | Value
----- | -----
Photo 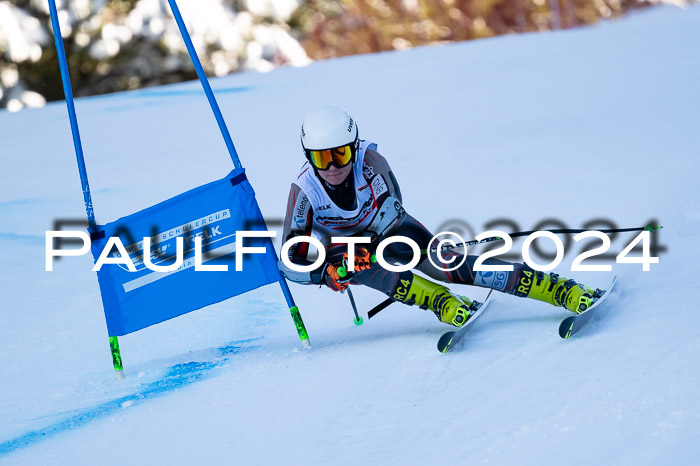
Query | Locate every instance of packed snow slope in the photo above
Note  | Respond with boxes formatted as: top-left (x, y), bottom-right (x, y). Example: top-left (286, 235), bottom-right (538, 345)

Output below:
top-left (1, 5), bottom-right (699, 465)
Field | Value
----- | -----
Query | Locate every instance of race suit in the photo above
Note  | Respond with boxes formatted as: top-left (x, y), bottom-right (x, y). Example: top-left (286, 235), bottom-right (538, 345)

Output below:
top-left (279, 141), bottom-right (526, 299)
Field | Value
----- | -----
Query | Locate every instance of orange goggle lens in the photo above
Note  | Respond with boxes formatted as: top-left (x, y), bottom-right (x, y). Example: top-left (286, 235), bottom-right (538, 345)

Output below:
top-left (306, 145), bottom-right (354, 170)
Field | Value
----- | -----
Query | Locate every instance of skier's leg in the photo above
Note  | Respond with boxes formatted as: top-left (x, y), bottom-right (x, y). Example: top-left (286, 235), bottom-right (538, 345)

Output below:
top-left (337, 217), bottom-right (478, 326)
top-left (332, 216), bottom-right (596, 326)
top-left (350, 264), bottom-right (477, 327)
top-left (380, 214), bottom-right (512, 288)
top-left (367, 214), bottom-right (498, 285)
top-left (504, 266), bottom-right (598, 314)
top-left (418, 246), bottom-right (598, 314)
top-left (382, 216), bottom-right (598, 314)
top-left (322, 240), bottom-right (472, 326)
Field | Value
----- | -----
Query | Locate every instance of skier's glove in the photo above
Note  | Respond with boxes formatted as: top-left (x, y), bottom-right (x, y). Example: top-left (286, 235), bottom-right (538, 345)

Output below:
top-left (323, 262), bottom-right (352, 292)
top-left (344, 247), bottom-right (372, 273)
top-left (323, 247), bottom-right (373, 292)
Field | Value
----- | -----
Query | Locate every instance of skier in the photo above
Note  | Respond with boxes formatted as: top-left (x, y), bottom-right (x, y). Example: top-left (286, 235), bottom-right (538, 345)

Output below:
top-left (279, 105), bottom-right (600, 327)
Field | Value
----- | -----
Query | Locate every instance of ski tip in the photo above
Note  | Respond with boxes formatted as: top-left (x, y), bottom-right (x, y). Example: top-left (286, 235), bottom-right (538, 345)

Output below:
top-left (558, 275), bottom-right (617, 340)
top-left (437, 332), bottom-right (455, 353)
top-left (441, 337), bottom-right (453, 353)
top-left (558, 317), bottom-right (575, 339)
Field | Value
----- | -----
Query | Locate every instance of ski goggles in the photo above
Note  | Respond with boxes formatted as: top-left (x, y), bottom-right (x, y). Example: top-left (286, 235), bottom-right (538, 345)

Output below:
top-left (305, 143), bottom-right (357, 171)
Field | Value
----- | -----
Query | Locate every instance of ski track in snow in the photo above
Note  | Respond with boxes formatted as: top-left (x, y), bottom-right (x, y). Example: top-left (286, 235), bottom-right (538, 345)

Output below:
top-left (0, 339), bottom-right (255, 456)
top-left (1, 5), bottom-right (700, 465)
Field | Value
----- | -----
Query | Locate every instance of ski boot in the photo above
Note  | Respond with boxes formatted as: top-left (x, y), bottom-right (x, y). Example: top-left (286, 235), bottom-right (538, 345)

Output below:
top-left (514, 267), bottom-right (597, 314)
top-left (391, 274), bottom-right (478, 327)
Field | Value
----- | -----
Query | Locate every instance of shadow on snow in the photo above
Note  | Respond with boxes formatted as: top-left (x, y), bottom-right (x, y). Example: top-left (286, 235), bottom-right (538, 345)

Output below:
top-left (0, 338), bottom-right (260, 458)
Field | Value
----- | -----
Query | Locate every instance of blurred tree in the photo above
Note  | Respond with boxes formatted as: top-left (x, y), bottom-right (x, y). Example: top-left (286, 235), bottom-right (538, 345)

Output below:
top-left (291, 0), bottom-right (683, 60)
top-left (0, 0), bottom-right (310, 111)
top-left (0, 0), bottom-right (694, 111)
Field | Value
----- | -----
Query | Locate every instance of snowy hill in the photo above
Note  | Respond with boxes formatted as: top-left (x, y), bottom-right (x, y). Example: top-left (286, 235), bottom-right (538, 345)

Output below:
top-left (1, 5), bottom-right (699, 464)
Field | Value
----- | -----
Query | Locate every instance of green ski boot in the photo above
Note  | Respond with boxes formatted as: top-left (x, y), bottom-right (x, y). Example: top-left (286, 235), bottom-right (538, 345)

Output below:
top-left (391, 274), bottom-right (476, 326)
top-left (515, 268), bottom-right (596, 314)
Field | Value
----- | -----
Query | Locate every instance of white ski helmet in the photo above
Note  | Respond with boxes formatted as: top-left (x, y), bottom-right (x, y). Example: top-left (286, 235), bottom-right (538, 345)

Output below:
top-left (301, 106), bottom-right (359, 169)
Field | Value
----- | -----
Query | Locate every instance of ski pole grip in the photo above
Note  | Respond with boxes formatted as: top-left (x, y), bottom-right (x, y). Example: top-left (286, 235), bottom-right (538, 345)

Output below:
top-left (339, 249), bottom-right (379, 278)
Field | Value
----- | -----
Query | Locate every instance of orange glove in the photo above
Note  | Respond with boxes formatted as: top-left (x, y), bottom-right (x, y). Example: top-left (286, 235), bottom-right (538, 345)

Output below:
top-left (323, 247), bottom-right (373, 291)
top-left (343, 247), bottom-right (372, 273)
top-left (323, 262), bottom-right (352, 291)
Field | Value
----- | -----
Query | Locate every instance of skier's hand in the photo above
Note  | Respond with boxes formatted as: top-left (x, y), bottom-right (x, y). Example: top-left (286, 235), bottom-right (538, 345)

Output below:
top-left (323, 262), bottom-right (352, 292)
top-left (343, 247), bottom-right (372, 273)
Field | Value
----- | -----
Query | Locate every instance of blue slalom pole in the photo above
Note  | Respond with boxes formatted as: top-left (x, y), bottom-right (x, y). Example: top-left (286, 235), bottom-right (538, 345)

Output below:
top-left (48, 0), bottom-right (95, 228)
top-left (166, 0), bottom-right (242, 170)
top-left (48, 0), bottom-right (124, 375)
top-left (167, 0), bottom-right (310, 348)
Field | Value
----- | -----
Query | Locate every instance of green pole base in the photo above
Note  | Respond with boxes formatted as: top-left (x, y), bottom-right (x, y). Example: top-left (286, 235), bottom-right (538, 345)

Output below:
top-left (289, 306), bottom-right (311, 349)
top-left (354, 316), bottom-right (364, 326)
top-left (109, 336), bottom-right (123, 373)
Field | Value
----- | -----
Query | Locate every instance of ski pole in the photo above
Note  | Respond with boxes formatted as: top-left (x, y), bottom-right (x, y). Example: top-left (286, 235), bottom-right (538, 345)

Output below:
top-left (337, 266), bottom-right (364, 325)
top-left (346, 288), bottom-right (364, 326)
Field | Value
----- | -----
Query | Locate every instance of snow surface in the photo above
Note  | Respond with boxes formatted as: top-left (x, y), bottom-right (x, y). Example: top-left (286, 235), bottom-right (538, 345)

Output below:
top-left (1, 5), bottom-right (700, 465)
